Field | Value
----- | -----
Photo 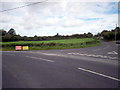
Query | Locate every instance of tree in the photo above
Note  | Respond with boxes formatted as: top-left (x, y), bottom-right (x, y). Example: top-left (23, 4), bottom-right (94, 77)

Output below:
top-left (55, 33), bottom-right (60, 37)
top-left (0, 29), bottom-right (7, 36)
top-left (114, 27), bottom-right (120, 40)
top-left (7, 28), bottom-right (16, 35)
top-left (72, 34), bottom-right (81, 38)
top-left (87, 32), bottom-right (93, 38)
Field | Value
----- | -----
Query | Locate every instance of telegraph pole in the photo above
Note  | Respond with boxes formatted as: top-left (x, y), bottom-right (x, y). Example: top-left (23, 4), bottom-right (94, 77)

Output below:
top-left (115, 24), bottom-right (117, 41)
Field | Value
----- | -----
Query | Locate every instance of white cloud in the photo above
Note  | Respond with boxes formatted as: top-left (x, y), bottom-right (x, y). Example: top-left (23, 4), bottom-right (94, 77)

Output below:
top-left (1, 0), bottom-right (120, 2)
top-left (0, 1), bottom-right (118, 36)
top-left (62, 17), bottom-right (84, 27)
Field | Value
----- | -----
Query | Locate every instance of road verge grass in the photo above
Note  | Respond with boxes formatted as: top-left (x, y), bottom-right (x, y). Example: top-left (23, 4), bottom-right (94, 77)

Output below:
top-left (1, 38), bottom-right (101, 51)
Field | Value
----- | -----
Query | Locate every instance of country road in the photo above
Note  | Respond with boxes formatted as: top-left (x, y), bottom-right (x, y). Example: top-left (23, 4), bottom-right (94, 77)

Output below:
top-left (2, 41), bottom-right (119, 88)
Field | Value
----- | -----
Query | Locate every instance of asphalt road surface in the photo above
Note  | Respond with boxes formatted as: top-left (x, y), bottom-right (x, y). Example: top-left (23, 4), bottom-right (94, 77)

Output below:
top-left (2, 41), bottom-right (120, 88)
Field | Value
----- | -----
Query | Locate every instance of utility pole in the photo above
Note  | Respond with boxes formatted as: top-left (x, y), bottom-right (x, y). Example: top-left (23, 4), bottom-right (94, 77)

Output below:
top-left (115, 24), bottom-right (117, 41)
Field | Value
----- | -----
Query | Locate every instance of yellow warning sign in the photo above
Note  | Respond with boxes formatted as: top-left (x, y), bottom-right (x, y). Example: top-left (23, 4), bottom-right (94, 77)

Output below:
top-left (22, 46), bottom-right (29, 50)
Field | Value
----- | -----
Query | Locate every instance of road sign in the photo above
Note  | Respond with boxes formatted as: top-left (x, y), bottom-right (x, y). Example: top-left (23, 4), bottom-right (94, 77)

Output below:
top-left (15, 46), bottom-right (22, 50)
top-left (23, 46), bottom-right (29, 50)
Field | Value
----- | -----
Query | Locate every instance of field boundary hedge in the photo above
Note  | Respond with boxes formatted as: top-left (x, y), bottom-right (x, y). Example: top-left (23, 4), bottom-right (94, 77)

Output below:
top-left (1, 38), bottom-right (100, 51)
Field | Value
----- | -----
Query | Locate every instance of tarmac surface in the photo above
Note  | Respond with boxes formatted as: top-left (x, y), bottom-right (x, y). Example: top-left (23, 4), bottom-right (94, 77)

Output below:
top-left (2, 41), bottom-right (120, 88)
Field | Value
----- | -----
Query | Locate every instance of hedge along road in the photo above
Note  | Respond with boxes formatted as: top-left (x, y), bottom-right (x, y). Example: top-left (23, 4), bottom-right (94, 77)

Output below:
top-left (1, 38), bottom-right (100, 51)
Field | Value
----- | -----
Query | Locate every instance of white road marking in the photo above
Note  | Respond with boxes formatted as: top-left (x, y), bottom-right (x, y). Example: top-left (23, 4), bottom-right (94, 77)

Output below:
top-left (103, 56), bottom-right (108, 58)
top-left (67, 53), bottom-right (118, 60)
top-left (96, 55), bottom-right (103, 57)
top-left (26, 56), bottom-right (55, 62)
top-left (41, 53), bottom-right (64, 57)
top-left (113, 51), bottom-right (118, 55)
top-left (27, 51), bottom-right (62, 57)
top-left (107, 52), bottom-right (113, 54)
top-left (68, 53), bottom-right (73, 54)
top-left (108, 56), bottom-right (118, 59)
top-left (107, 51), bottom-right (118, 55)
top-left (74, 53), bottom-right (79, 55)
top-left (78, 67), bottom-right (120, 81)
top-left (93, 55), bottom-right (100, 57)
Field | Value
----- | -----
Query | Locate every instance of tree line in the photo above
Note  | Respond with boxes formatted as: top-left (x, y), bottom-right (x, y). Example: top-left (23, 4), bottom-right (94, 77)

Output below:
top-left (0, 28), bottom-right (93, 42)
top-left (0, 27), bottom-right (120, 42)
top-left (97, 27), bottom-right (120, 41)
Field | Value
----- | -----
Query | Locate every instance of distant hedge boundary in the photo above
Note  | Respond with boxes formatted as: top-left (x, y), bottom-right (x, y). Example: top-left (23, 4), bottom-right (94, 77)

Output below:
top-left (2, 41), bottom-right (99, 47)
top-left (1, 38), bottom-right (100, 51)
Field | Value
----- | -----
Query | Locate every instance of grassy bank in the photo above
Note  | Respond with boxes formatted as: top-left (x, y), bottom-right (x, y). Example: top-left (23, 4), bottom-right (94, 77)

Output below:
top-left (1, 38), bottom-right (101, 51)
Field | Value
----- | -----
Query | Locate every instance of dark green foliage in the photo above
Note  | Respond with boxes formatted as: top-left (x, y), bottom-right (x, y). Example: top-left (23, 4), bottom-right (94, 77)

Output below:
top-left (1, 38), bottom-right (100, 51)
top-left (100, 27), bottom-right (120, 41)
top-left (1, 27), bottom-right (120, 42)
top-left (1, 28), bottom-right (94, 42)
top-left (0, 29), bottom-right (7, 36)
top-left (7, 28), bottom-right (16, 35)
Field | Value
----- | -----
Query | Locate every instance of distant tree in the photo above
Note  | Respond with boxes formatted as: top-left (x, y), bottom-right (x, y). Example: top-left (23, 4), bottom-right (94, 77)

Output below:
top-left (7, 28), bottom-right (16, 35)
top-left (72, 34), bottom-right (81, 38)
top-left (2, 35), bottom-right (12, 42)
top-left (55, 33), bottom-right (60, 37)
top-left (32, 35), bottom-right (38, 41)
top-left (115, 27), bottom-right (120, 32)
top-left (0, 29), bottom-right (7, 36)
top-left (0, 36), bottom-right (1, 42)
top-left (87, 32), bottom-right (93, 38)
top-left (101, 30), bottom-right (109, 36)
top-left (34, 35), bottom-right (37, 37)
top-left (103, 32), bottom-right (114, 40)
top-left (13, 35), bottom-right (22, 41)
top-left (56, 33), bottom-right (59, 36)
top-left (115, 27), bottom-right (120, 40)
top-left (83, 33), bottom-right (87, 38)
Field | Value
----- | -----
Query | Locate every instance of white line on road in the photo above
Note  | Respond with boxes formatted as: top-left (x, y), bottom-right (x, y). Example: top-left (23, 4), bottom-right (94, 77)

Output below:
top-left (113, 51), bottom-right (118, 55)
top-left (107, 51), bottom-right (118, 55)
top-left (41, 53), bottom-right (63, 56)
top-left (26, 56), bottom-right (55, 62)
top-left (68, 53), bottom-right (118, 60)
top-left (78, 67), bottom-right (120, 81)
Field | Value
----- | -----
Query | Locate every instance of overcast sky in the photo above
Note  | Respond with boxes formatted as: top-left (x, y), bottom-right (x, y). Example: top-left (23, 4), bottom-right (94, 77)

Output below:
top-left (0, 0), bottom-right (119, 36)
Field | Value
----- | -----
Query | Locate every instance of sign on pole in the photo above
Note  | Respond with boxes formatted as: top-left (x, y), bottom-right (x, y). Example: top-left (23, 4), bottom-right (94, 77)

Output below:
top-left (22, 46), bottom-right (29, 50)
top-left (15, 46), bottom-right (22, 50)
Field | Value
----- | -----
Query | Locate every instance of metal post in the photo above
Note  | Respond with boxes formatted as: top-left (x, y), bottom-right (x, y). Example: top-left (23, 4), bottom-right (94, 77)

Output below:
top-left (115, 24), bottom-right (117, 41)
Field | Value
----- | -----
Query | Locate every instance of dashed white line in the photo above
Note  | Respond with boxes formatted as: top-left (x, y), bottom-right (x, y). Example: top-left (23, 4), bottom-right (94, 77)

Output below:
top-left (113, 51), bottom-right (118, 55)
top-left (26, 56), bottom-right (55, 62)
top-left (108, 56), bottom-right (118, 59)
top-left (96, 55), bottom-right (103, 57)
top-left (93, 55), bottom-right (100, 57)
top-left (67, 53), bottom-right (118, 60)
top-left (86, 54), bottom-right (93, 56)
top-left (78, 67), bottom-right (120, 81)
top-left (103, 56), bottom-right (108, 58)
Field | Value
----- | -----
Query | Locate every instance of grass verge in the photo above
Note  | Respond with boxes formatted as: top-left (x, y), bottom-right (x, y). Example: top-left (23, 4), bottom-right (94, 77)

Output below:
top-left (1, 38), bottom-right (101, 51)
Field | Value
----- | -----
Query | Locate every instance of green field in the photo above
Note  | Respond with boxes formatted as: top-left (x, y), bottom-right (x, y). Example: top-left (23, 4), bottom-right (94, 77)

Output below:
top-left (1, 38), bottom-right (101, 51)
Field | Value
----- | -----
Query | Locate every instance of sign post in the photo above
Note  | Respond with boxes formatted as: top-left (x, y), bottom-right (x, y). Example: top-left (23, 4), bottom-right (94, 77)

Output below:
top-left (15, 46), bottom-right (22, 51)
top-left (22, 46), bottom-right (29, 50)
